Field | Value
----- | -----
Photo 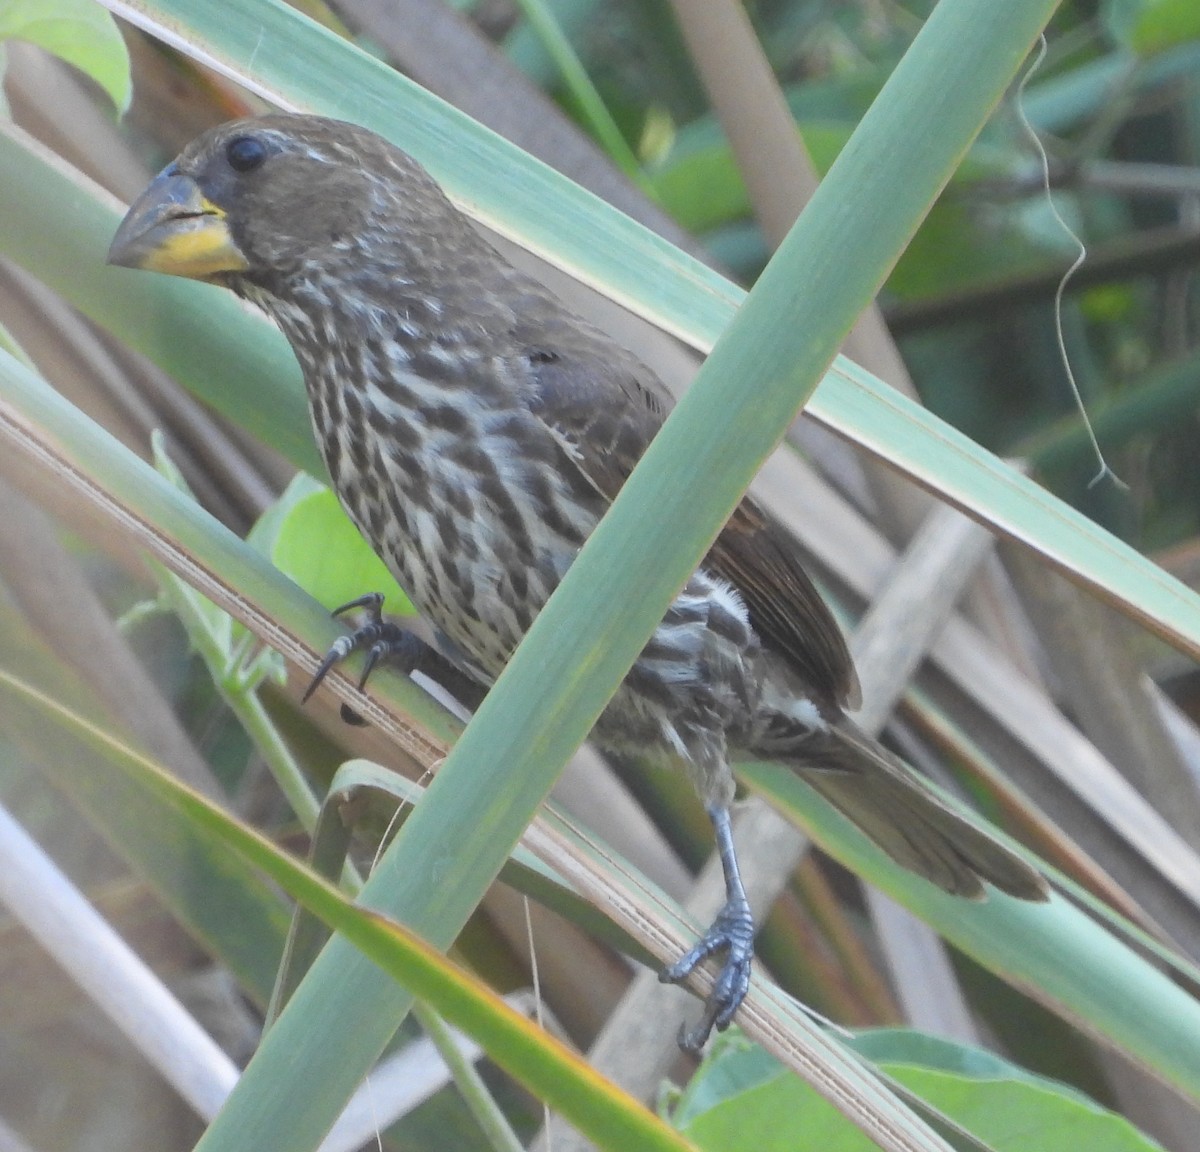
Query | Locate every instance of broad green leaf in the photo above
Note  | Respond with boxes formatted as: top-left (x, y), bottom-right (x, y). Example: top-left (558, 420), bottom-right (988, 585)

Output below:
top-left (269, 484), bottom-right (414, 615)
top-left (245, 471), bottom-right (324, 555)
top-left (649, 124), bottom-right (851, 234)
top-left (846, 1030), bottom-right (1084, 1092)
top-left (0, 0), bottom-right (131, 113)
top-left (1103, 0), bottom-right (1200, 56)
top-left (673, 1033), bottom-right (1165, 1152)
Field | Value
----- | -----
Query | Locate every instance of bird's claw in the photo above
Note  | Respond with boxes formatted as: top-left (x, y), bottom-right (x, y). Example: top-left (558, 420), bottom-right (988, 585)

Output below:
top-left (302, 593), bottom-right (427, 723)
top-left (659, 894), bottom-right (754, 1053)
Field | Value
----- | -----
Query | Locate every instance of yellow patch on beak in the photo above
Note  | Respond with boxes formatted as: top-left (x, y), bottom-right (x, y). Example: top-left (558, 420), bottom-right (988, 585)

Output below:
top-left (136, 208), bottom-right (247, 278)
top-left (108, 171), bottom-right (249, 280)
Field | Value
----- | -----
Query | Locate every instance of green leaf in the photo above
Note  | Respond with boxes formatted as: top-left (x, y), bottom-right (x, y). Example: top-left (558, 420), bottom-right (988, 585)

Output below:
top-left (846, 1030), bottom-right (1088, 1095)
top-left (649, 123), bottom-right (851, 234)
top-left (0, 0), bottom-right (131, 113)
top-left (245, 471), bottom-right (324, 556)
top-left (674, 1032), bottom-right (1166, 1152)
top-left (269, 483), bottom-right (414, 615)
top-left (1103, 0), bottom-right (1200, 56)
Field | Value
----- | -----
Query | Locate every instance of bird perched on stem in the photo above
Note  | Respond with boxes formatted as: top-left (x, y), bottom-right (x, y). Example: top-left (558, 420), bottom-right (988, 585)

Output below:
top-left (110, 114), bottom-right (1047, 1051)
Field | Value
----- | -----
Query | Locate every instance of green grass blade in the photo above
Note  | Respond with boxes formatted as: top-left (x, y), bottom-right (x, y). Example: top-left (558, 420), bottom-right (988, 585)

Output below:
top-left (0, 669), bottom-right (699, 1152)
top-left (508, 0), bottom-right (647, 186)
top-left (0, 609), bottom-right (289, 1005)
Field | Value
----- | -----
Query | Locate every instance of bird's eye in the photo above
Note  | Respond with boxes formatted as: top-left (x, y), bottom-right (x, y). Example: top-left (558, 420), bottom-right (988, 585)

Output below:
top-left (226, 136), bottom-right (267, 173)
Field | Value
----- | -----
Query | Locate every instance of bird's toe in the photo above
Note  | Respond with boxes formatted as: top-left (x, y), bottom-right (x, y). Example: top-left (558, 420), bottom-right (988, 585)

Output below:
top-left (302, 595), bottom-right (428, 717)
top-left (660, 895), bottom-right (754, 1053)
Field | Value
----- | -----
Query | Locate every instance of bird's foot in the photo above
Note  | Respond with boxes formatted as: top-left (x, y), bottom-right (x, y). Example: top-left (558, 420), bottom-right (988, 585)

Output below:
top-left (302, 593), bottom-right (428, 724)
top-left (659, 893), bottom-right (754, 1054)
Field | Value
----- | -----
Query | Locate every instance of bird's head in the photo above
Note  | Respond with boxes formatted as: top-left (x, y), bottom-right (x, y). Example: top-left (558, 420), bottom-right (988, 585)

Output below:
top-left (108, 114), bottom-right (466, 296)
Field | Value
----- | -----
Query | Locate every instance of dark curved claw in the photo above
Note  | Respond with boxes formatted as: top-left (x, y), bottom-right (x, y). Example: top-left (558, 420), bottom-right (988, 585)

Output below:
top-left (302, 633), bottom-right (360, 705)
top-left (331, 591), bottom-right (387, 620)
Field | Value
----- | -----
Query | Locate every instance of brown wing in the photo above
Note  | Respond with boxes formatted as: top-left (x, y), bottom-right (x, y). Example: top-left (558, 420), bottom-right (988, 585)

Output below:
top-left (516, 311), bottom-right (672, 504)
top-left (516, 311), bottom-right (858, 709)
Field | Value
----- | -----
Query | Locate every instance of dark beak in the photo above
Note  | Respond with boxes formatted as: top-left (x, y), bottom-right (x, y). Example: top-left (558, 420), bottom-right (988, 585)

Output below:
top-left (107, 168), bottom-right (248, 279)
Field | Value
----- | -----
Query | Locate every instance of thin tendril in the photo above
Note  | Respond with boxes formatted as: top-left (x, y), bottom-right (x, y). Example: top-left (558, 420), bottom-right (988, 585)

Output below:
top-left (1016, 33), bottom-right (1127, 492)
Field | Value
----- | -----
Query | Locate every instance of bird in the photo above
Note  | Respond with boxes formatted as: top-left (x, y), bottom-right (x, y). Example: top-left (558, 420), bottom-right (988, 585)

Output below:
top-left (109, 114), bottom-right (1047, 1051)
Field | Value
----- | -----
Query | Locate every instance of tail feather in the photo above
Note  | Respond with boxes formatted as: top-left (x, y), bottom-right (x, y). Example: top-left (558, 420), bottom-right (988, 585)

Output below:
top-left (782, 717), bottom-right (1047, 902)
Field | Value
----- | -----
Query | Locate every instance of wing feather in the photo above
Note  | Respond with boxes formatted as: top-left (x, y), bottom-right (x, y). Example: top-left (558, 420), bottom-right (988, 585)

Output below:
top-left (516, 317), bottom-right (857, 707)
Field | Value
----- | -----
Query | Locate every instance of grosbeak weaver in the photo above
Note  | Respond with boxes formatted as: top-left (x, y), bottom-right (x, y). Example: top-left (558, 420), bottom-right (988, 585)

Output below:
top-left (110, 115), bottom-right (1046, 1050)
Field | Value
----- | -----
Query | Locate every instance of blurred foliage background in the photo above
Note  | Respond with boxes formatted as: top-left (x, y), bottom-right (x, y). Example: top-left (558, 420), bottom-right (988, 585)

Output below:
top-left (4, 0), bottom-right (1200, 1150)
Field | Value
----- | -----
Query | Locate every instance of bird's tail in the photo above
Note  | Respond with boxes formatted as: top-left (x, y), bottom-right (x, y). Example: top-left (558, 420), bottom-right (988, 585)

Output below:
top-left (777, 716), bottom-right (1047, 901)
